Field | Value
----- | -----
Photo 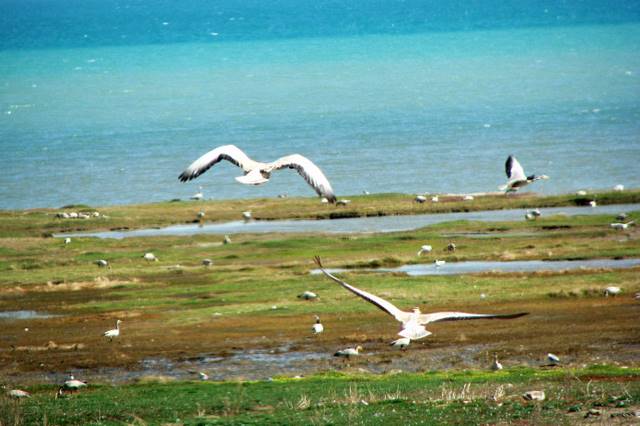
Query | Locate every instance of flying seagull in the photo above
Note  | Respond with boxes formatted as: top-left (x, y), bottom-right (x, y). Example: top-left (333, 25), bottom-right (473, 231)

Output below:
top-left (314, 256), bottom-right (528, 340)
top-left (179, 145), bottom-right (336, 202)
top-left (499, 155), bottom-right (548, 192)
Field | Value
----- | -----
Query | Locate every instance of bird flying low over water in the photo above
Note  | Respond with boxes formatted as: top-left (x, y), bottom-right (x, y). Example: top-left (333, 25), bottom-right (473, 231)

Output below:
top-left (499, 155), bottom-right (548, 192)
top-left (314, 256), bottom-right (528, 341)
top-left (179, 145), bottom-right (336, 202)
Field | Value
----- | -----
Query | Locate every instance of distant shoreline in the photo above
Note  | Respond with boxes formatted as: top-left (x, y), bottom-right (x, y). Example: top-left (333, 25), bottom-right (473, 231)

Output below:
top-left (1, 189), bottom-right (638, 238)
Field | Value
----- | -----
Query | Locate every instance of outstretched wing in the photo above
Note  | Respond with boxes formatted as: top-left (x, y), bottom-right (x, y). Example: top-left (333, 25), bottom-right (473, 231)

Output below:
top-left (418, 311), bottom-right (528, 325)
top-left (179, 145), bottom-right (261, 182)
top-left (269, 154), bottom-right (336, 202)
top-left (505, 155), bottom-right (526, 181)
top-left (313, 256), bottom-right (411, 323)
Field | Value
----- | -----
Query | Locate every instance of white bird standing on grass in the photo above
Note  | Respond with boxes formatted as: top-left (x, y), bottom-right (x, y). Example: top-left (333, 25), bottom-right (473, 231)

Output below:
top-left (604, 286), bottom-right (621, 296)
top-left (499, 155), bottom-right (549, 193)
top-left (143, 252), bottom-right (158, 262)
top-left (62, 375), bottom-right (87, 392)
top-left (64, 237), bottom-right (71, 245)
top-left (179, 145), bottom-right (336, 202)
top-left (417, 245), bottom-right (432, 256)
top-left (7, 388), bottom-right (31, 398)
top-left (610, 221), bottom-right (634, 230)
top-left (491, 354), bottom-right (503, 371)
top-left (96, 259), bottom-right (110, 268)
top-left (104, 320), bottom-right (122, 341)
top-left (312, 315), bottom-right (324, 334)
top-left (314, 256), bottom-right (528, 341)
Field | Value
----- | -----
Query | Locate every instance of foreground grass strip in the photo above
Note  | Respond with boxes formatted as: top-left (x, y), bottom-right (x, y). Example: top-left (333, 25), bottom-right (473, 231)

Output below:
top-left (3, 366), bottom-right (639, 425)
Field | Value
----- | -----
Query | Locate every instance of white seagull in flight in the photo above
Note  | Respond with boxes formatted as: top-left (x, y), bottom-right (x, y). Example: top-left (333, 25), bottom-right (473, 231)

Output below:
top-left (314, 256), bottom-right (528, 341)
top-left (499, 155), bottom-right (549, 192)
top-left (179, 145), bottom-right (336, 202)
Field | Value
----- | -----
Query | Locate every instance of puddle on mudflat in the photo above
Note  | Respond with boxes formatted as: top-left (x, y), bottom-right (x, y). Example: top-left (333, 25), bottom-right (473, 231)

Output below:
top-left (54, 203), bottom-right (640, 239)
top-left (0, 310), bottom-right (58, 320)
top-left (311, 258), bottom-right (640, 276)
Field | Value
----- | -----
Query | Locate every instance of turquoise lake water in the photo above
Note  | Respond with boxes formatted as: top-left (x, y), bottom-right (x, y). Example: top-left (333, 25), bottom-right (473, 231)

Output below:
top-left (1, 2), bottom-right (639, 209)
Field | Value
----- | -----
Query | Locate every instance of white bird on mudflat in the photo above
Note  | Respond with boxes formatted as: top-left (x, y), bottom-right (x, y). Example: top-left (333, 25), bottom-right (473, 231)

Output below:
top-left (434, 259), bottom-right (446, 267)
top-left (499, 155), bottom-right (549, 193)
top-left (143, 252), bottom-right (158, 262)
top-left (604, 286), bottom-right (621, 296)
top-left (242, 211), bottom-right (252, 221)
top-left (190, 186), bottom-right (204, 201)
top-left (334, 345), bottom-right (363, 358)
top-left (491, 354), bottom-right (503, 371)
top-left (103, 320), bottom-right (122, 341)
top-left (547, 353), bottom-right (560, 365)
top-left (610, 221), bottom-right (634, 230)
top-left (314, 256), bottom-right (528, 341)
top-left (312, 315), bottom-right (324, 334)
top-left (390, 337), bottom-right (411, 350)
top-left (417, 245), bottom-right (433, 256)
top-left (179, 145), bottom-right (336, 202)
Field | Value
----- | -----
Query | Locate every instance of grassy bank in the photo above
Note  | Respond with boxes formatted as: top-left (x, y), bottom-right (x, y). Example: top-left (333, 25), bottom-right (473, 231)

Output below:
top-left (1, 189), bottom-right (639, 237)
top-left (3, 366), bottom-right (639, 425)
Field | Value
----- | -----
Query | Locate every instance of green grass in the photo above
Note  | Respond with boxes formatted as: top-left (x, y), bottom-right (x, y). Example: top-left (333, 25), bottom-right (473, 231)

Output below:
top-left (3, 366), bottom-right (638, 425)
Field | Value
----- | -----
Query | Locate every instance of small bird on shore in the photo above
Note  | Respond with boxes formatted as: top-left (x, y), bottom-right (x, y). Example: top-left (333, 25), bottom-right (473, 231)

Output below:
top-left (190, 186), bottom-right (204, 201)
top-left (604, 286), bottom-right (621, 296)
top-left (199, 372), bottom-right (209, 381)
top-left (610, 221), bottom-right (634, 230)
top-left (525, 212), bottom-right (536, 221)
top-left (104, 320), bottom-right (122, 341)
top-left (242, 211), bottom-right (252, 221)
top-left (96, 259), bottom-right (110, 268)
top-left (390, 337), bottom-right (411, 350)
top-left (143, 252), bottom-right (158, 262)
top-left (547, 353), bottom-right (560, 365)
top-left (64, 237), bottom-right (71, 245)
top-left (431, 196), bottom-right (439, 203)
top-left (336, 199), bottom-right (351, 206)
top-left (197, 211), bottom-right (205, 219)
top-left (334, 345), bottom-right (363, 358)
top-left (179, 145), bottom-right (336, 202)
top-left (312, 316), bottom-right (324, 334)
top-left (463, 195), bottom-right (474, 201)
top-left (415, 195), bottom-right (427, 203)
top-left (447, 242), bottom-right (456, 252)
top-left (589, 200), bottom-right (597, 207)
top-left (314, 256), bottom-right (528, 341)
top-left (202, 258), bottom-right (213, 267)
top-left (434, 259), bottom-right (446, 267)
top-left (499, 155), bottom-right (549, 193)
top-left (491, 354), bottom-right (503, 371)
top-left (417, 245), bottom-right (432, 256)
top-left (223, 235), bottom-right (231, 244)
